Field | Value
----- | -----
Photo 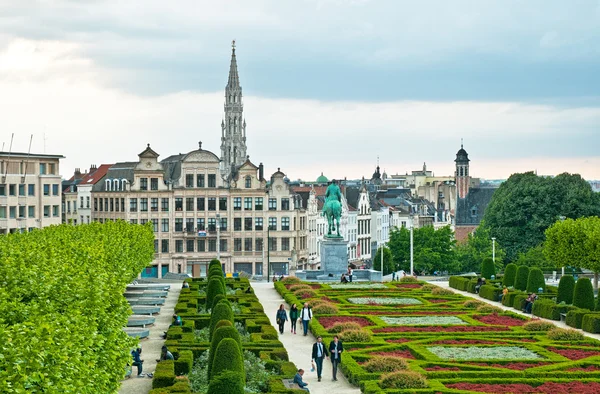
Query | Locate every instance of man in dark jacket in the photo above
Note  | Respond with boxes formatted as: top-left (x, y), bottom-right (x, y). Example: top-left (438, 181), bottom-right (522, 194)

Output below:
top-left (311, 336), bottom-right (329, 382)
top-left (329, 335), bottom-right (344, 381)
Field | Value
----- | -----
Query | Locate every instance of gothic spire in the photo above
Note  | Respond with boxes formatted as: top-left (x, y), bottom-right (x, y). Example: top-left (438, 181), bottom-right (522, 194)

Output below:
top-left (227, 40), bottom-right (240, 89)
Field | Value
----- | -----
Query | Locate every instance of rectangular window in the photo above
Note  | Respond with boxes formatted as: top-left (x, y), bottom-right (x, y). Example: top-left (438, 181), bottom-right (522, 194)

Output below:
top-left (234, 218), bottom-right (242, 231)
top-left (52, 205), bottom-right (59, 217)
top-left (67, 201), bottom-right (71, 213)
top-left (255, 197), bottom-right (263, 210)
top-left (49, 163), bottom-right (55, 175)
top-left (255, 217), bottom-right (263, 230)
top-left (130, 219), bottom-right (138, 224)
top-left (186, 218), bottom-right (194, 232)
top-left (154, 240), bottom-right (159, 253)
top-left (186, 240), bottom-right (195, 252)
top-left (120, 198), bottom-right (124, 211)
top-left (233, 197), bottom-right (241, 211)
top-left (115, 198), bottom-right (120, 212)
top-left (269, 217), bottom-right (277, 231)
top-left (243, 197), bottom-right (252, 210)
top-left (186, 197), bottom-right (194, 211)
top-left (140, 178), bottom-right (148, 191)
top-left (268, 198), bottom-right (277, 210)
top-left (104, 198), bottom-right (108, 211)
top-left (185, 174), bottom-right (194, 188)
top-left (219, 218), bottom-right (227, 231)
top-left (245, 237), bottom-right (253, 251)
top-left (197, 239), bottom-right (206, 252)
top-left (94, 198), bottom-right (98, 211)
top-left (244, 217), bottom-right (252, 231)
top-left (151, 198), bottom-right (159, 212)
top-left (197, 174), bottom-right (205, 187)
top-left (28, 184), bottom-right (35, 196)
top-left (161, 218), bottom-right (169, 232)
top-left (151, 178), bottom-right (158, 191)
top-left (220, 239), bottom-right (228, 252)
top-left (281, 217), bottom-right (290, 231)
top-left (234, 238), bottom-right (242, 251)
top-left (175, 218), bottom-right (183, 232)
top-left (52, 184), bottom-right (59, 196)
top-left (281, 198), bottom-right (290, 210)
top-left (39, 163), bottom-right (47, 175)
top-left (255, 262), bottom-right (263, 276)
top-left (161, 198), bottom-right (169, 211)
top-left (197, 197), bottom-right (205, 211)
top-left (140, 198), bottom-right (148, 212)
top-left (43, 184), bottom-right (50, 196)
top-left (219, 197), bottom-right (227, 211)
top-left (282, 237), bottom-right (290, 251)
top-left (0, 184), bottom-right (5, 196)
top-left (197, 218), bottom-right (205, 231)
top-left (175, 198), bottom-right (183, 211)
top-left (268, 237), bottom-right (277, 251)
top-left (175, 240), bottom-right (183, 253)
top-left (208, 197), bottom-right (216, 211)
top-left (208, 239), bottom-right (217, 252)
top-left (0, 206), bottom-right (5, 219)
top-left (110, 198), bottom-right (114, 211)
top-left (130, 198), bottom-right (138, 212)
top-left (152, 219), bottom-right (159, 232)
top-left (18, 205), bottom-right (25, 218)
top-left (140, 219), bottom-right (148, 225)
top-left (28, 206), bottom-right (35, 218)
top-left (162, 239), bottom-right (169, 253)
top-left (18, 184), bottom-right (25, 196)
top-left (208, 174), bottom-right (216, 187)
top-left (9, 206), bottom-right (16, 218)
top-left (208, 218), bottom-right (216, 232)
top-left (255, 238), bottom-right (263, 252)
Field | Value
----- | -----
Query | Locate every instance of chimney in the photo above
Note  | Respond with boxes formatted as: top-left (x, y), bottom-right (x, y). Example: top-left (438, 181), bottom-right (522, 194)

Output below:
top-left (259, 163), bottom-right (264, 181)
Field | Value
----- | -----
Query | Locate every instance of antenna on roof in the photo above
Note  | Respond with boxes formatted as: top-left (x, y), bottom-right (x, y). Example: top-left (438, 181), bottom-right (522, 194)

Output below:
top-left (2, 133), bottom-right (14, 182)
top-left (22, 134), bottom-right (33, 184)
top-left (461, 138), bottom-right (463, 149)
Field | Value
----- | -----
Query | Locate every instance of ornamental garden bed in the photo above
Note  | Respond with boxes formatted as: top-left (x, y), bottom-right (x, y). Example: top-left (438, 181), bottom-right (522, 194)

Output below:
top-left (347, 297), bottom-right (423, 305)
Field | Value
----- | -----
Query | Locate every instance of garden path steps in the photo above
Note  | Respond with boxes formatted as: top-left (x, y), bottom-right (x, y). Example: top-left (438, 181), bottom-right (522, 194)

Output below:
top-left (431, 280), bottom-right (600, 342)
top-left (252, 282), bottom-right (362, 394)
top-left (119, 281), bottom-right (183, 394)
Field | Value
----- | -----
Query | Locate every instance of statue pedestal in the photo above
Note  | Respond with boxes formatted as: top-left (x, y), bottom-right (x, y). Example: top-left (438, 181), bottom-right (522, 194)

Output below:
top-left (317, 237), bottom-right (348, 280)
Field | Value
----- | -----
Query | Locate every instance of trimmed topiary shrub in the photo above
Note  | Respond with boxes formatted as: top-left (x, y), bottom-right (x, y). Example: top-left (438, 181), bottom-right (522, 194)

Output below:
top-left (481, 257), bottom-right (495, 280)
top-left (364, 356), bottom-right (408, 373)
top-left (312, 303), bottom-right (338, 315)
top-left (211, 294), bottom-right (227, 310)
top-left (207, 326), bottom-right (242, 380)
top-left (514, 266), bottom-right (529, 291)
top-left (380, 371), bottom-right (427, 390)
top-left (476, 304), bottom-right (502, 313)
top-left (215, 319), bottom-right (233, 331)
top-left (478, 285), bottom-right (501, 302)
top-left (328, 322), bottom-right (362, 334)
top-left (152, 360), bottom-right (176, 389)
top-left (573, 278), bottom-right (595, 311)
top-left (206, 278), bottom-right (226, 309)
top-left (431, 287), bottom-right (454, 296)
top-left (207, 370), bottom-right (244, 394)
top-left (293, 288), bottom-right (317, 299)
top-left (420, 284), bottom-right (435, 291)
top-left (339, 329), bottom-right (372, 342)
top-left (209, 302), bottom-right (234, 340)
top-left (210, 338), bottom-right (245, 379)
top-left (526, 267), bottom-right (546, 293)
top-left (523, 320), bottom-right (555, 332)
top-left (502, 264), bottom-right (517, 287)
top-left (209, 258), bottom-right (222, 271)
top-left (582, 314), bottom-right (600, 334)
top-left (547, 327), bottom-right (584, 341)
top-left (463, 299), bottom-right (484, 309)
top-left (399, 276), bottom-right (418, 283)
top-left (557, 275), bottom-right (575, 304)
top-left (288, 284), bottom-right (312, 292)
top-left (565, 309), bottom-right (591, 329)
top-left (280, 276), bottom-right (301, 285)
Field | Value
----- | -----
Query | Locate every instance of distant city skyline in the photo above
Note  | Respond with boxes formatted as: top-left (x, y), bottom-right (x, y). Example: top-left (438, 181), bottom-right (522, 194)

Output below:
top-left (0, 1), bottom-right (598, 181)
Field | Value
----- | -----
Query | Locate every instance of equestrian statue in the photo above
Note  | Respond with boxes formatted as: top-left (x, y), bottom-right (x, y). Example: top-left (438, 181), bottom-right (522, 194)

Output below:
top-left (322, 179), bottom-right (343, 238)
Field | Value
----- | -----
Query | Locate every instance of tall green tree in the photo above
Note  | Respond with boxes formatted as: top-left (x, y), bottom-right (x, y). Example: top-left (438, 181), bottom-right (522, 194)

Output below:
top-left (514, 244), bottom-right (553, 268)
top-left (388, 225), bottom-right (457, 275)
top-left (373, 246), bottom-right (394, 275)
top-left (455, 226), bottom-right (505, 273)
top-left (481, 172), bottom-right (599, 263)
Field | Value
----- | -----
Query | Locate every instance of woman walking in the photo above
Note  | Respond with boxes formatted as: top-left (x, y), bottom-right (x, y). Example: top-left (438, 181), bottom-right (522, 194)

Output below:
top-left (276, 304), bottom-right (288, 334)
top-left (289, 303), bottom-right (299, 334)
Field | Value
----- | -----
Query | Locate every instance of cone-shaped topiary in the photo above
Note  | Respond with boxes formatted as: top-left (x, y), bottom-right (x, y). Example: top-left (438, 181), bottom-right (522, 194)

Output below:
top-left (526, 267), bottom-right (546, 293)
top-left (514, 266), bottom-right (529, 291)
top-left (502, 263), bottom-right (517, 287)
top-left (557, 275), bottom-right (575, 304)
top-left (573, 277), bottom-right (595, 311)
top-left (211, 294), bottom-right (227, 310)
top-left (596, 296), bottom-right (600, 312)
top-left (206, 278), bottom-right (226, 309)
top-left (215, 319), bottom-right (233, 330)
top-left (210, 338), bottom-right (245, 380)
top-left (207, 371), bottom-right (245, 394)
top-left (209, 258), bottom-right (221, 270)
top-left (207, 326), bottom-right (242, 380)
top-left (481, 257), bottom-right (495, 280)
top-left (209, 301), bottom-right (234, 340)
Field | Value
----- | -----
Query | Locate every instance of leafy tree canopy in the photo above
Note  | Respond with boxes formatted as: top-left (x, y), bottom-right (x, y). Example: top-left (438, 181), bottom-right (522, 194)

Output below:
top-left (455, 226), bottom-right (505, 273)
top-left (373, 246), bottom-right (394, 275)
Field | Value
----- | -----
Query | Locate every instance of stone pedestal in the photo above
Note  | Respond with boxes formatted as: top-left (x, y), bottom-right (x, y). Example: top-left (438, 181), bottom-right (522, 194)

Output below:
top-left (317, 237), bottom-right (348, 280)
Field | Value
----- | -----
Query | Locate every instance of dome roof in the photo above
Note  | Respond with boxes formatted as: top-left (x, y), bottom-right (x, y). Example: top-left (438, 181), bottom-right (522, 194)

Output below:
top-left (316, 172), bottom-right (329, 183)
top-left (455, 144), bottom-right (470, 163)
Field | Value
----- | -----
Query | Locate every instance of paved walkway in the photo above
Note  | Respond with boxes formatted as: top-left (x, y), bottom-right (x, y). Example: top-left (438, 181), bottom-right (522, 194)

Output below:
top-left (431, 280), bottom-right (600, 341)
top-left (119, 282), bottom-right (183, 394)
top-left (252, 282), bottom-right (361, 394)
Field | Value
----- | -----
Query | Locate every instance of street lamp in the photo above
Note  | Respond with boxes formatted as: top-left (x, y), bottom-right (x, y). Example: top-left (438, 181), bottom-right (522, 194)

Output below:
top-left (491, 237), bottom-right (496, 264)
top-left (267, 225), bottom-right (271, 282)
top-left (409, 213), bottom-right (414, 276)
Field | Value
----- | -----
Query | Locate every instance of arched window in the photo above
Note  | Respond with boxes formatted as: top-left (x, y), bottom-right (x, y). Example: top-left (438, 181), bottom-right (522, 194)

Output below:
top-left (459, 167), bottom-right (463, 176)
top-left (113, 179), bottom-right (120, 191)
top-left (121, 179), bottom-right (128, 191)
top-left (465, 168), bottom-right (469, 176)
top-left (105, 179), bottom-right (111, 191)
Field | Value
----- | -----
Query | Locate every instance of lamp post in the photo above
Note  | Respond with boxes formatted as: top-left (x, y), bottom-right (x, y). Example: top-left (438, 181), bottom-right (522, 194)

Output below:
top-left (409, 213), bottom-right (414, 276)
top-left (491, 237), bottom-right (496, 264)
top-left (267, 225), bottom-right (271, 282)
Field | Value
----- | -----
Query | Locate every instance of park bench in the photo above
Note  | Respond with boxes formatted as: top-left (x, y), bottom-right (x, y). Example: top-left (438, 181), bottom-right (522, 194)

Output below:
top-left (560, 313), bottom-right (567, 322)
top-left (282, 379), bottom-right (298, 389)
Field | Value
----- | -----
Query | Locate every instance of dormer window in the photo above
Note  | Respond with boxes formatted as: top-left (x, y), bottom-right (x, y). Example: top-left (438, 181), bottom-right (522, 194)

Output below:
top-left (470, 206), bottom-right (478, 217)
top-left (105, 179), bottom-right (111, 191)
top-left (245, 176), bottom-right (251, 188)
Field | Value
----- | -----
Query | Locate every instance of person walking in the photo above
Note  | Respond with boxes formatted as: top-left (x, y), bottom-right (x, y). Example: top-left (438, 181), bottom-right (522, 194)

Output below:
top-left (276, 304), bottom-right (288, 334)
top-left (300, 302), bottom-right (312, 336)
top-left (289, 303), bottom-right (299, 334)
top-left (348, 266), bottom-right (353, 282)
top-left (311, 336), bottom-right (329, 382)
top-left (329, 335), bottom-right (344, 381)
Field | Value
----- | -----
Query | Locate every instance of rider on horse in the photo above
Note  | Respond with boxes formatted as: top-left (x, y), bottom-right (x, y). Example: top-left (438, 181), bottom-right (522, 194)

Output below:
top-left (323, 180), bottom-right (342, 237)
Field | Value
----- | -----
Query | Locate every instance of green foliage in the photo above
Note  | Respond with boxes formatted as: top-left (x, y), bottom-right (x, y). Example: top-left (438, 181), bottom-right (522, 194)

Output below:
top-left (476, 304), bottom-right (502, 313)
top-left (311, 302), bottom-right (339, 314)
top-left (523, 320), bottom-right (555, 331)
top-left (211, 294), bottom-right (227, 310)
top-left (328, 322), bottom-right (362, 333)
top-left (573, 278), bottom-right (595, 310)
top-left (364, 356), bottom-right (408, 373)
top-left (431, 287), bottom-right (454, 296)
top-left (152, 360), bottom-right (176, 389)
top-left (526, 267), bottom-right (546, 293)
top-left (449, 276), bottom-right (471, 291)
top-left (215, 319), bottom-right (233, 330)
top-left (502, 263), bottom-right (517, 287)
top-left (206, 278), bottom-right (226, 309)
top-left (463, 299), bottom-right (484, 309)
top-left (481, 171), bottom-right (600, 262)
top-left (532, 298), bottom-right (577, 320)
top-left (209, 302), bottom-right (234, 340)
top-left (565, 309), bottom-right (592, 329)
top-left (209, 259), bottom-right (222, 270)
top-left (582, 314), bottom-right (600, 333)
top-left (380, 371), bottom-right (427, 389)
top-left (339, 329), bottom-right (372, 342)
top-left (514, 244), bottom-right (553, 268)
top-left (373, 246), bottom-right (394, 275)
top-left (481, 257), bottom-right (496, 279)
top-left (207, 370), bottom-right (245, 394)
top-left (557, 275), bottom-right (576, 304)
top-left (293, 288), bottom-right (317, 299)
top-left (207, 326), bottom-right (242, 381)
top-left (0, 221), bottom-right (155, 394)
top-left (547, 327), bottom-right (584, 341)
top-left (455, 226), bottom-right (505, 273)
top-left (210, 338), bottom-right (245, 380)
top-left (478, 284), bottom-right (501, 301)
top-left (388, 225), bottom-right (457, 275)
top-left (399, 276), bottom-right (419, 283)
top-left (280, 276), bottom-right (301, 285)
top-left (242, 349), bottom-right (276, 393)
top-left (514, 265), bottom-right (530, 291)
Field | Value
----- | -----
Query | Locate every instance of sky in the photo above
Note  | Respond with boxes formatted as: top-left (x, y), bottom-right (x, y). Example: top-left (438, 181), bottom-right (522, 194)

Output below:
top-left (0, 0), bottom-right (599, 182)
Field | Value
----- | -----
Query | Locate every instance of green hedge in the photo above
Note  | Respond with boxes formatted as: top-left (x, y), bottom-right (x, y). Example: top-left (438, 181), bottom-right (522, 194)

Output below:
top-left (514, 266), bottom-right (529, 291)
top-left (573, 278), bottom-right (595, 311)
top-left (582, 314), bottom-right (600, 334)
top-left (449, 276), bottom-right (470, 291)
top-left (532, 298), bottom-right (577, 320)
top-left (209, 302), bottom-right (234, 340)
top-left (565, 309), bottom-right (592, 329)
top-left (502, 264), bottom-right (517, 287)
top-left (526, 267), bottom-right (546, 293)
top-left (208, 326), bottom-right (242, 380)
top-left (502, 290), bottom-right (525, 307)
top-left (481, 257), bottom-right (496, 280)
top-left (206, 278), bottom-right (226, 309)
top-left (478, 284), bottom-right (501, 302)
top-left (210, 338), bottom-right (245, 380)
top-left (557, 275), bottom-right (575, 304)
top-left (207, 370), bottom-right (245, 394)
top-left (152, 360), bottom-right (176, 389)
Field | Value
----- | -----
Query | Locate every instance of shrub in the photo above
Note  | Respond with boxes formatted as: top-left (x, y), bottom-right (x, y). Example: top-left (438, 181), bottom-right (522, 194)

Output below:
top-left (293, 288), bottom-right (317, 299)
top-left (207, 370), bottom-right (244, 394)
top-left (207, 326), bottom-right (242, 380)
top-left (526, 268), bottom-right (546, 293)
top-left (312, 303), bottom-right (339, 315)
top-left (431, 287), bottom-right (454, 296)
top-left (280, 276), bottom-right (301, 285)
top-left (152, 360), bottom-right (176, 389)
top-left (523, 320), bottom-right (555, 332)
top-left (399, 276), bottom-right (418, 283)
top-left (476, 304), bottom-right (503, 313)
top-left (328, 322), bottom-right (362, 334)
top-left (478, 284), bottom-right (501, 302)
top-left (211, 294), bottom-right (227, 310)
top-left (582, 314), bottom-right (600, 334)
top-left (514, 266), bottom-right (529, 291)
top-left (463, 299), bottom-right (484, 309)
top-left (557, 275), bottom-right (575, 304)
top-left (215, 319), bottom-right (233, 330)
top-left (420, 284), bottom-right (435, 291)
top-left (206, 278), bottom-right (226, 309)
top-left (547, 327), bottom-right (585, 341)
top-left (288, 284), bottom-right (312, 292)
top-left (209, 302), bottom-right (234, 340)
top-left (502, 264), bottom-right (517, 287)
top-left (565, 309), bottom-right (591, 329)
top-left (449, 276), bottom-right (470, 291)
top-left (363, 356), bottom-right (408, 373)
top-left (209, 258), bottom-right (221, 270)
top-left (573, 278), bottom-right (595, 311)
top-left (339, 329), bottom-right (372, 342)
top-left (174, 350), bottom-right (193, 375)
top-left (481, 257), bottom-right (495, 280)
top-left (466, 279), bottom-right (479, 293)
top-left (380, 371), bottom-right (427, 390)
top-left (210, 338), bottom-right (245, 379)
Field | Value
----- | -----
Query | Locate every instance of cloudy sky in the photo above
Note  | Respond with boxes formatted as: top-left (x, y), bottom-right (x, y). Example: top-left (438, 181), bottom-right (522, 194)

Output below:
top-left (1, 0), bottom-right (599, 182)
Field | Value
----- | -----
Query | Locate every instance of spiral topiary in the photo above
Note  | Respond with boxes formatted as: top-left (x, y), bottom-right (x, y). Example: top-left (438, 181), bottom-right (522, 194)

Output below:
top-left (207, 326), bottom-right (242, 380)
top-left (481, 257), bottom-right (495, 280)
top-left (210, 338), bottom-right (245, 381)
top-left (206, 278), bottom-right (226, 309)
top-left (209, 302), bottom-right (234, 340)
top-left (557, 275), bottom-right (575, 304)
top-left (526, 267), bottom-right (545, 293)
top-left (573, 277), bottom-right (595, 311)
top-left (502, 263), bottom-right (517, 287)
top-left (514, 266), bottom-right (529, 291)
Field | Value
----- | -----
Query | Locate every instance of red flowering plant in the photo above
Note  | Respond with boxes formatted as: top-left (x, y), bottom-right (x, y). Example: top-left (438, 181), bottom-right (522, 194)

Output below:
top-left (369, 349), bottom-right (416, 359)
top-left (548, 347), bottom-right (600, 360)
top-left (473, 312), bottom-right (526, 326)
top-left (374, 325), bottom-right (511, 333)
top-left (447, 381), bottom-right (600, 393)
top-left (466, 362), bottom-right (550, 370)
top-left (317, 316), bottom-right (372, 329)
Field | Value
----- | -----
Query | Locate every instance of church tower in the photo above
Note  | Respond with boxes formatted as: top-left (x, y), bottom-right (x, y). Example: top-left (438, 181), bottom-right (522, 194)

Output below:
top-left (220, 40), bottom-right (248, 180)
top-left (455, 140), bottom-right (470, 199)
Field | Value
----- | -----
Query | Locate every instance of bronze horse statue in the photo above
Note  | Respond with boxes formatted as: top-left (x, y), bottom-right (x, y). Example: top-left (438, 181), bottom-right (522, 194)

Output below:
top-left (322, 180), bottom-right (342, 237)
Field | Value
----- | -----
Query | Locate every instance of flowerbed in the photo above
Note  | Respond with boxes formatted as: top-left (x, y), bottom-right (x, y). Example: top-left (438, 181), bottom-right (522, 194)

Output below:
top-left (426, 346), bottom-right (541, 360)
top-left (348, 297), bottom-right (422, 305)
top-left (374, 325), bottom-right (511, 333)
top-left (568, 365), bottom-right (600, 371)
top-left (380, 316), bottom-right (467, 325)
top-left (360, 310), bottom-right (462, 315)
top-left (474, 313), bottom-right (526, 326)
top-left (395, 283), bottom-right (422, 288)
top-left (318, 316), bottom-right (372, 329)
top-left (370, 349), bottom-right (416, 359)
top-left (432, 340), bottom-right (500, 345)
top-left (329, 283), bottom-right (387, 289)
top-left (427, 299), bottom-right (450, 303)
top-left (425, 366), bottom-right (461, 371)
top-left (467, 362), bottom-right (549, 370)
top-left (548, 347), bottom-right (600, 360)
top-left (446, 381), bottom-right (600, 393)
